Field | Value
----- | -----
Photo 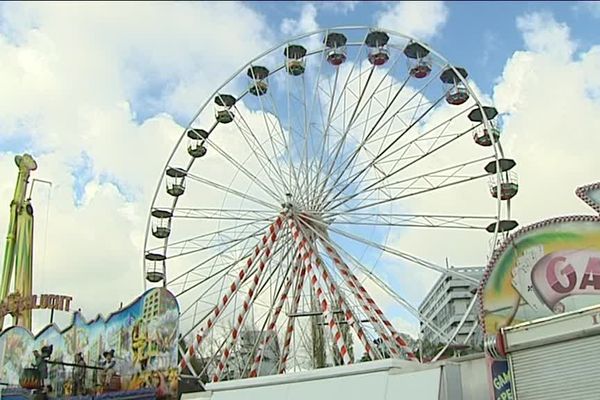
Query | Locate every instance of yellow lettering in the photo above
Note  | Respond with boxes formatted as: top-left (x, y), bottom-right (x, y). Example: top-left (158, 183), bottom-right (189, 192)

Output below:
top-left (493, 377), bottom-right (501, 389)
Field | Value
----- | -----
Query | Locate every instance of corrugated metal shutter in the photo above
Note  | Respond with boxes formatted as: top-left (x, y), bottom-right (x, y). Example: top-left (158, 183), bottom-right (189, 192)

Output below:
top-left (509, 334), bottom-right (600, 400)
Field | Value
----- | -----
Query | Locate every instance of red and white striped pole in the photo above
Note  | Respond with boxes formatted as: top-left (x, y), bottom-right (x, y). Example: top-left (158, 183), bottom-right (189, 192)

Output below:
top-left (249, 256), bottom-right (302, 377)
top-left (212, 219), bottom-right (285, 382)
top-left (289, 220), bottom-right (352, 366)
top-left (179, 216), bottom-right (284, 374)
top-left (321, 241), bottom-right (415, 360)
top-left (320, 241), bottom-right (401, 358)
top-left (313, 254), bottom-right (377, 361)
top-left (277, 261), bottom-right (307, 373)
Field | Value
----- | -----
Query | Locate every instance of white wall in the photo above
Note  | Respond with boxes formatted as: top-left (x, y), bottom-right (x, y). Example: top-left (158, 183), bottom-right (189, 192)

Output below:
top-left (185, 355), bottom-right (489, 400)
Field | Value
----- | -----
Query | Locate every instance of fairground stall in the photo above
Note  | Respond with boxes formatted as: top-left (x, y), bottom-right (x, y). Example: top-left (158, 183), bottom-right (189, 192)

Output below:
top-left (480, 181), bottom-right (600, 400)
top-left (0, 287), bottom-right (179, 400)
top-left (0, 155), bottom-right (179, 400)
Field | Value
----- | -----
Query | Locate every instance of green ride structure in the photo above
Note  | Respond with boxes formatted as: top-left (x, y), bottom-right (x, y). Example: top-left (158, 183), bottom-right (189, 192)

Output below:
top-left (1, 153), bottom-right (38, 331)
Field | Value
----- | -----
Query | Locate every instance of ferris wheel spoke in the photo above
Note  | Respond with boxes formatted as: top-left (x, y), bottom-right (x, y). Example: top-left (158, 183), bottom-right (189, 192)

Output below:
top-left (327, 155), bottom-right (492, 212)
top-left (430, 294), bottom-right (479, 362)
top-left (325, 223), bottom-right (479, 283)
top-left (169, 207), bottom-right (275, 221)
top-left (307, 38), bottom-right (380, 208)
top-left (233, 116), bottom-right (287, 187)
top-left (179, 218), bottom-right (287, 373)
top-left (296, 216), bottom-right (452, 348)
top-left (316, 68), bottom-right (445, 209)
top-left (326, 127), bottom-right (483, 213)
top-left (311, 66), bottom-right (377, 208)
top-left (330, 213), bottom-right (493, 230)
top-left (337, 119), bottom-right (468, 209)
top-left (283, 56), bottom-right (307, 201)
top-left (325, 105), bottom-right (477, 185)
top-left (313, 117), bottom-right (391, 187)
top-left (298, 50), bottom-right (328, 207)
top-left (327, 82), bottom-right (446, 190)
top-left (231, 106), bottom-right (291, 197)
top-left (377, 121), bottom-right (474, 184)
top-left (163, 229), bottom-right (267, 261)
top-left (183, 170), bottom-right (278, 210)
top-left (333, 173), bottom-right (490, 217)
top-left (175, 258), bottom-right (241, 301)
top-left (200, 136), bottom-right (282, 203)
top-left (253, 84), bottom-right (297, 203)
top-left (321, 92), bottom-right (446, 210)
top-left (185, 222), bottom-right (289, 334)
top-left (213, 231), bottom-right (296, 380)
top-left (148, 219), bottom-right (268, 256)
top-left (378, 107), bottom-right (477, 168)
top-left (170, 223), bottom-right (273, 288)
top-left (177, 232), bottom-right (292, 321)
top-left (307, 68), bottom-right (342, 210)
top-left (172, 219), bottom-right (278, 288)
top-left (263, 84), bottom-right (304, 201)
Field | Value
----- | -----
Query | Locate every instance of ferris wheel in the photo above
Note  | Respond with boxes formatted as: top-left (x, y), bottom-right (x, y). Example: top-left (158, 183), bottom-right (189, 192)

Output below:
top-left (143, 26), bottom-right (518, 382)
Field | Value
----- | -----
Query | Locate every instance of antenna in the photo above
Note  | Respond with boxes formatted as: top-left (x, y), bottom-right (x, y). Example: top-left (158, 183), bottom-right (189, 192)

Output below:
top-left (28, 178), bottom-right (53, 199)
top-left (29, 178), bottom-right (53, 301)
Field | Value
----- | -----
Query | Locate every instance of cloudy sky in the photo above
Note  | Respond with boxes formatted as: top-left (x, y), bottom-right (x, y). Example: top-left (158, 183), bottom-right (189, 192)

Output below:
top-left (1, 1), bottom-right (600, 335)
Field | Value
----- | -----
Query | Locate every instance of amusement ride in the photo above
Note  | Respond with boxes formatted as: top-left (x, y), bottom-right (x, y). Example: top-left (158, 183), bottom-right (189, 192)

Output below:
top-left (142, 26), bottom-right (519, 383)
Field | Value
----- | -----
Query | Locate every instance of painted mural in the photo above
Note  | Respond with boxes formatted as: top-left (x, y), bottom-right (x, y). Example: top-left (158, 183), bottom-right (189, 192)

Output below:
top-left (479, 181), bottom-right (600, 400)
top-left (478, 217), bottom-right (600, 400)
top-left (480, 217), bottom-right (600, 333)
top-left (0, 287), bottom-right (179, 399)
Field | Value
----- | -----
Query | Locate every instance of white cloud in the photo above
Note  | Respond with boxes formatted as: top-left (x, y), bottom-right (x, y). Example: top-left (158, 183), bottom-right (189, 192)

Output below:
top-left (375, 1), bottom-right (448, 41)
top-left (281, 4), bottom-right (319, 37)
top-left (494, 11), bottom-right (600, 225)
top-left (516, 12), bottom-right (575, 62)
top-left (319, 1), bottom-right (359, 15)
top-left (0, 2), bottom-right (273, 332)
top-left (280, 3), bottom-right (321, 52)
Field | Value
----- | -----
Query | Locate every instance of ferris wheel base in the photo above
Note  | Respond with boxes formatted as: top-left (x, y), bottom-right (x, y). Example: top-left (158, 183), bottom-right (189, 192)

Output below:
top-left (186, 356), bottom-right (489, 400)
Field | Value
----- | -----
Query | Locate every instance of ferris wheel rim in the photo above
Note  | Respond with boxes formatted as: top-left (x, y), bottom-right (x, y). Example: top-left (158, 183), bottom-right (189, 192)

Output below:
top-left (143, 25), bottom-right (513, 376)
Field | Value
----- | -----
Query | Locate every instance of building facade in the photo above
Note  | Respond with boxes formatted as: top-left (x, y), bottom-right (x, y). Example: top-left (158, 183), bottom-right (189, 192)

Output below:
top-left (418, 266), bottom-right (484, 349)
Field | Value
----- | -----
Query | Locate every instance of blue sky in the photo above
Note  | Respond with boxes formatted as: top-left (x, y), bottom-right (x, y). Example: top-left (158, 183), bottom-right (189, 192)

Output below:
top-left (42, 0), bottom-right (599, 141)
top-left (2, 1), bottom-right (598, 154)
top-left (244, 1), bottom-right (599, 94)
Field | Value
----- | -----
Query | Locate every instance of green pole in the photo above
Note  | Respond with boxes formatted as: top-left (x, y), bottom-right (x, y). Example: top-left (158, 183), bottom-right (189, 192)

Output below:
top-left (14, 200), bottom-right (34, 330)
top-left (0, 154), bottom-right (37, 330)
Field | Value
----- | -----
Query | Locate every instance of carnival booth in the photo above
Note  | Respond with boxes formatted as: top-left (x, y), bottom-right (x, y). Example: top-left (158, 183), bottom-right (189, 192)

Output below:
top-left (0, 288), bottom-right (179, 400)
top-left (0, 155), bottom-right (181, 399)
top-left (479, 182), bottom-right (600, 400)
